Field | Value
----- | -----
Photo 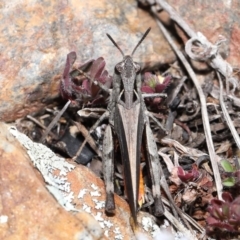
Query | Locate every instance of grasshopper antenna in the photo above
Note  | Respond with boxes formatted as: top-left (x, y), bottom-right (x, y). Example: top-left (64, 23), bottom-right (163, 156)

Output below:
top-left (131, 27), bottom-right (151, 56)
top-left (106, 33), bottom-right (124, 57)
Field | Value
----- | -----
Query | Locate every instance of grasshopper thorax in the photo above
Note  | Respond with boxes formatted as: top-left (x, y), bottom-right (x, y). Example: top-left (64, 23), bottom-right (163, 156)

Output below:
top-left (115, 55), bottom-right (141, 109)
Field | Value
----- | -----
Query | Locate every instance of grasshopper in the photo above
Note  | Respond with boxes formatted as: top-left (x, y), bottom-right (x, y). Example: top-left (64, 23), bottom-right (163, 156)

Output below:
top-left (74, 28), bottom-right (181, 226)
top-left (101, 28), bottom-right (171, 225)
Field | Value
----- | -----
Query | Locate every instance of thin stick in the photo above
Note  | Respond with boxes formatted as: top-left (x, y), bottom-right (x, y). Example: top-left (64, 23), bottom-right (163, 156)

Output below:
top-left (26, 115), bottom-right (58, 139)
top-left (40, 100), bottom-right (71, 143)
top-left (142, 93), bottom-right (167, 98)
top-left (73, 110), bottom-right (109, 160)
top-left (73, 121), bottom-right (101, 158)
top-left (217, 72), bottom-right (240, 150)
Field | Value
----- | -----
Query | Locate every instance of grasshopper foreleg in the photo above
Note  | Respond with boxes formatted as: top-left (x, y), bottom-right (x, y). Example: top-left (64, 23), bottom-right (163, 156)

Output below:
top-left (102, 124), bottom-right (115, 213)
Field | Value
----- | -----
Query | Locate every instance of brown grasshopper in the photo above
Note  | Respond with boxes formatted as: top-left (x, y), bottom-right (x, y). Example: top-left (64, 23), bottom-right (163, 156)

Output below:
top-left (75, 28), bottom-right (183, 227)
top-left (100, 28), bottom-right (175, 225)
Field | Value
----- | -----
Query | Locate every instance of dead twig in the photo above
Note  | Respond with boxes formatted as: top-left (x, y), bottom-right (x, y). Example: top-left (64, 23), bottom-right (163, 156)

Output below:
top-left (26, 115), bottom-right (58, 139)
top-left (217, 72), bottom-right (240, 150)
top-left (151, 7), bottom-right (223, 200)
top-left (73, 121), bottom-right (101, 158)
top-left (40, 100), bottom-right (71, 143)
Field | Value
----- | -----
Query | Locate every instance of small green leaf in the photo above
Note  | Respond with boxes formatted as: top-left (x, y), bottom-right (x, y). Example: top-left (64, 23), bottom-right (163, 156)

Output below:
top-left (222, 177), bottom-right (235, 187)
top-left (220, 160), bottom-right (234, 173)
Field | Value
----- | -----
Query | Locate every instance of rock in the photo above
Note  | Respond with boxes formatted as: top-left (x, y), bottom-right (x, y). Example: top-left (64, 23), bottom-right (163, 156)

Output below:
top-left (0, 122), bottom-right (107, 240)
top-left (0, 122), bottom-right (160, 239)
top-left (0, 0), bottom-right (174, 122)
top-left (167, 0), bottom-right (240, 67)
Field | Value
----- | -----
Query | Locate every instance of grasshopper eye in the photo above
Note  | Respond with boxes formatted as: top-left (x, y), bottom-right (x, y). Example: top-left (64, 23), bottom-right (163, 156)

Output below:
top-left (134, 62), bottom-right (141, 73)
top-left (116, 62), bottom-right (124, 73)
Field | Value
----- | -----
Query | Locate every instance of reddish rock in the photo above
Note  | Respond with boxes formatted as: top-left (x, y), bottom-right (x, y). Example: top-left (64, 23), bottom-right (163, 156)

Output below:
top-left (0, 122), bottom-right (159, 239)
top-left (0, 122), bottom-right (107, 240)
top-left (0, 0), bottom-right (174, 122)
top-left (167, 0), bottom-right (240, 67)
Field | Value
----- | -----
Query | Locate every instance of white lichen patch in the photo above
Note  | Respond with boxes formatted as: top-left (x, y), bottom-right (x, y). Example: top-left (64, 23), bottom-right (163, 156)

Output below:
top-left (90, 191), bottom-right (101, 197)
top-left (9, 126), bottom-right (76, 210)
top-left (91, 184), bottom-right (98, 190)
top-left (92, 199), bottom-right (105, 209)
top-left (78, 189), bottom-right (88, 199)
top-left (141, 216), bottom-right (161, 238)
top-left (104, 220), bottom-right (114, 228)
top-left (83, 204), bottom-right (92, 213)
top-left (113, 227), bottom-right (121, 235)
top-left (46, 185), bottom-right (76, 211)
top-left (0, 215), bottom-right (8, 223)
top-left (104, 230), bottom-right (109, 237)
top-left (99, 222), bottom-right (105, 229)
top-left (115, 234), bottom-right (124, 240)
top-left (93, 212), bottom-right (104, 222)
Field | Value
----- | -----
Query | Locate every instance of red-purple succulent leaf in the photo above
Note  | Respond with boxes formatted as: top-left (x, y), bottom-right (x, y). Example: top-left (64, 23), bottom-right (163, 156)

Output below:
top-left (228, 218), bottom-right (239, 225)
top-left (162, 75), bottom-right (172, 88)
top-left (60, 80), bottom-right (73, 100)
top-left (222, 203), bottom-right (230, 218)
top-left (207, 216), bottom-right (234, 230)
top-left (234, 170), bottom-right (240, 178)
top-left (220, 223), bottom-right (236, 232)
top-left (177, 167), bottom-right (185, 176)
top-left (61, 52), bottom-right (77, 99)
top-left (144, 72), bottom-right (153, 82)
top-left (143, 72), bottom-right (158, 88)
top-left (206, 216), bottom-right (219, 225)
top-left (89, 57), bottom-right (106, 79)
top-left (177, 167), bottom-right (194, 182)
top-left (82, 79), bottom-right (91, 95)
top-left (222, 192), bottom-right (233, 203)
top-left (231, 196), bottom-right (240, 219)
top-left (210, 222), bottom-right (235, 232)
top-left (141, 86), bottom-right (155, 93)
top-left (61, 53), bottom-right (112, 104)
top-left (155, 84), bottom-right (167, 93)
top-left (177, 166), bottom-right (200, 182)
top-left (191, 164), bottom-right (200, 179)
top-left (210, 198), bottom-right (224, 207)
top-left (99, 70), bottom-right (109, 84)
top-left (182, 173), bottom-right (194, 182)
top-left (212, 206), bottom-right (224, 220)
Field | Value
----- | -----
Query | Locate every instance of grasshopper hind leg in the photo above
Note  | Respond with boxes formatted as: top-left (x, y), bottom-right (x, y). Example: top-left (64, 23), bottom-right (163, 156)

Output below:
top-left (102, 124), bottom-right (115, 213)
top-left (144, 123), bottom-right (165, 216)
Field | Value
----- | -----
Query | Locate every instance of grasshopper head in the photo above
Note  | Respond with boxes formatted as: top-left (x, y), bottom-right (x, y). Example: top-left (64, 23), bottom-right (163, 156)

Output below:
top-left (115, 55), bottom-right (141, 77)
